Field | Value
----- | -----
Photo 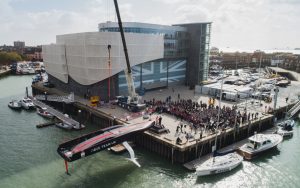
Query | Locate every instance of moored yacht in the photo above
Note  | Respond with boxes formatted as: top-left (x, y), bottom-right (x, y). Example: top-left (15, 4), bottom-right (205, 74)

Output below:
top-left (21, 97), bottom-right (35, 110)
top-left (238, 133), bottom-right (283, 160)
top-left (196, 152), bottom-right (243, 176)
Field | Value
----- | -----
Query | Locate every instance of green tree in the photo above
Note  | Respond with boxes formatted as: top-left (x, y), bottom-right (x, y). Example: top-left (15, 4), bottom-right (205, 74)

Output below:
top-left (0, 52), bottom-right (23, 65)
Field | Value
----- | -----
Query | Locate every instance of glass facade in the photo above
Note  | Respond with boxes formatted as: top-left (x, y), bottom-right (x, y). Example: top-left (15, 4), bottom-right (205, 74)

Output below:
top-left (199, 23), bottom-right (211, 82)
top-left (99, 21), bottom-right (211, 90)
top-left (118, 59), bottom-right (186, 95)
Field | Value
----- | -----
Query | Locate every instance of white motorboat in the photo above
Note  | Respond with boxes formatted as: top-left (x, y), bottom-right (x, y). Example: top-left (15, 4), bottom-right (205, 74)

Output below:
top-left (36, 107), bottom-right (54, 119)
top-left (238, 133), bottom-right (283, 160)
top-left (277, 124), bottom-right (293, 137)
top-left (20, 97), bottom-right (35, 110)
top-left (55, 122), bottom-right (73, 130)
top-left (196, 152), bottom-right (243, 176)
top-left (28, 67), bottom-right (35, 74)
top-left (8, 100), bottom-right (22, 110)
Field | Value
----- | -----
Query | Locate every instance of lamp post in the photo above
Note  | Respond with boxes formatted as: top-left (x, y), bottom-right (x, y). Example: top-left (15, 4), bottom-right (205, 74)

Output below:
top-left (233, 89), bottom-right (239, 141)
top-left (78, 109), bottom-right (81, 129)
top-left (44, 91), bottom-right (47, 102)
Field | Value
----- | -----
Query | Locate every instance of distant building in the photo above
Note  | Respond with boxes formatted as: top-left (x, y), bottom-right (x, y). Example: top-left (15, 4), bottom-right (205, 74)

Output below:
top-left (210, 51), bottom-right (272, 69)
top-left (13, 41), bottom-right (25, 54)
top-left (13, 41), bottom-right (25, 48)
top-left (24, 46), bottom-right (43, 61)
top-left (43, 21), bottom-right (212, 100)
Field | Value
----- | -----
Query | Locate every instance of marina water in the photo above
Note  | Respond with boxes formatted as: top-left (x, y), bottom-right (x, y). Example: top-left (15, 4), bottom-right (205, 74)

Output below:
top-left (1, 75), bottom-right (300, 188)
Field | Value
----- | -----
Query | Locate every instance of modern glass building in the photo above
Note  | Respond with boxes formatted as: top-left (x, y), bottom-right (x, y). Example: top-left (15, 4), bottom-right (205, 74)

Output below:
top-left (99, 21), bottom-right (211, 94)
top-left (43, 21), bottom-right (211, 100)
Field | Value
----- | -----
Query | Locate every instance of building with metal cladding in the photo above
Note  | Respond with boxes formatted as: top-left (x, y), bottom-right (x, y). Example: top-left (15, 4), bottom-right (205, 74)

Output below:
top-left (43, 21), bottom-right (211, 100)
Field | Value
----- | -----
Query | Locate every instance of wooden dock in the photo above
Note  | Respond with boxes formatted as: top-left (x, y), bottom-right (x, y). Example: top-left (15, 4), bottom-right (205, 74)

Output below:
top-left (36, 120), bottom-right (61, 128)
top-left (30, 97), bottom-right (84, 129)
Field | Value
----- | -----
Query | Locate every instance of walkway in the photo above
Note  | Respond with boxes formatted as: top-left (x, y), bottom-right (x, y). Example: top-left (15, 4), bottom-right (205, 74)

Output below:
top-left (30, 97), bottom-right (84, 129)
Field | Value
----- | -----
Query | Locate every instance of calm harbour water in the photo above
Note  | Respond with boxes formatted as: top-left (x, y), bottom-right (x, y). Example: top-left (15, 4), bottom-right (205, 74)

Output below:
top-left (0, 75), bottom-right (300, 188)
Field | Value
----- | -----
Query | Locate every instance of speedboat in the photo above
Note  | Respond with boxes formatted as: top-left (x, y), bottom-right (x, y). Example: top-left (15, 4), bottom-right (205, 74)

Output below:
top-left (276, 119), bottom-right (295, 128)
top-left (20, 97), bottom-right (35, 110)
top-left (196, 152), bottom-right (243, 176)
top-left (36, 107), bottom-right (54, 119)
top-left (237, 133), bottom-right (283, 160)
top-left (55, 122), bottom-right (73, 130)
top-left (8, 100), bottom-right (22, 110)
top-left (277, 124), bottom-right (293, 137)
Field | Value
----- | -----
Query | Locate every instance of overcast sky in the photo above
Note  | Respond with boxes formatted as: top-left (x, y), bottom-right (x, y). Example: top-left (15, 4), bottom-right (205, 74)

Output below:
top-left (0, 0), bottom-right (299, 50)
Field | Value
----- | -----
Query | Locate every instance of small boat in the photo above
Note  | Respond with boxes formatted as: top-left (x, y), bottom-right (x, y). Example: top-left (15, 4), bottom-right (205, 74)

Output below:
top-left (55, 122), bottom-right (73, 130)
top-left (73, 123), bottom-right (85, 130)
top-left (8, 100), bottom-right (22, 110)
top-left (36, 107), bottom-right (54, 119)
top-left (109, 141), bottom-right (135, 153)
top-left (275, 80), bottom-right (289, 87)
top-left (237, 133), bottom-right (283, 160)
top-left (196, 152), bottom-right (243, 176)
top-left (276, 119), bottom-right (295, 128)
top-left (20, 97), bottom-right (35, 110)
top-left (277, 124), bottom-right (293, 137)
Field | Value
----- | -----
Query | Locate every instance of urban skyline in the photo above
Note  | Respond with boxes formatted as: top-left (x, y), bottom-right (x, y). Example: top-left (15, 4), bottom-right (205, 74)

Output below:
top-left (0, 0), bottom-right (299, 50)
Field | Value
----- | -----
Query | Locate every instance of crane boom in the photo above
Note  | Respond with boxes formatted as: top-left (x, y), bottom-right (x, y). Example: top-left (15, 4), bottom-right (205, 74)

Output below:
top-left (113, 0), bottom-right (137, 98)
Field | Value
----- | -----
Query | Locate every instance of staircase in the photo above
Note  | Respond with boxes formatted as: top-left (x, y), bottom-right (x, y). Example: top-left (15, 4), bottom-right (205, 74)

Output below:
top-left (287, 100), bottom-right (300, 118)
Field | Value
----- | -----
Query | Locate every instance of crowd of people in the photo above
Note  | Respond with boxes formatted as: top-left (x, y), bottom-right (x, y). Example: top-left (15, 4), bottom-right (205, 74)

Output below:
top-left (145, 96), bottom-right (260, 135)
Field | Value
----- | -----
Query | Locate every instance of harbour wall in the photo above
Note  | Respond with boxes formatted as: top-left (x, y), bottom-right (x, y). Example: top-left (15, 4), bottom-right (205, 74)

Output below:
top-left (32, 85), bottom-right (293, 164)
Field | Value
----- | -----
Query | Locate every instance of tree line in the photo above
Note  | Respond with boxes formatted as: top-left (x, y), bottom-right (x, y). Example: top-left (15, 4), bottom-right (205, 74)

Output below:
top-left (0, 52), bottom-right (24, 65)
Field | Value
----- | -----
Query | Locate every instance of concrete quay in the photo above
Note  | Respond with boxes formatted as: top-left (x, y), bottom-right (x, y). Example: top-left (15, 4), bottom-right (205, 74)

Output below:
top-left (31, 80), bottom-right (299, 164)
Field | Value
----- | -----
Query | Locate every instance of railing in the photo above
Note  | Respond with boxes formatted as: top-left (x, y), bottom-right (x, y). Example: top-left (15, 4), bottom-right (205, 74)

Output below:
top-left (287, 100), bottom-right (300, 117)
top-left (34, 92), bottom-right (74, 103)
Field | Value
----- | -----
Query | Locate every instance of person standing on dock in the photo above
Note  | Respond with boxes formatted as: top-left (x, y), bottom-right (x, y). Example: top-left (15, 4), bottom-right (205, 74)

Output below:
top-left (159, 116), bottom-right (162, 126)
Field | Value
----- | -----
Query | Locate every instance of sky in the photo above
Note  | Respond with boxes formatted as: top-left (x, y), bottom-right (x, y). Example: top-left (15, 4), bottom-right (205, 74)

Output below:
top-left (0, 0), bottom-right (299, 50)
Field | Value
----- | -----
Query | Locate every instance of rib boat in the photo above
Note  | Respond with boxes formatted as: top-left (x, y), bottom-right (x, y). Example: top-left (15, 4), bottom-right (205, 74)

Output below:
top-left (37, 107), bottom-right (54, 119)
top-left (238, 133), bottom-right (283, 160)
top-left (277, 124), bottom-right (293, 137)
top-left (276, 119), bottom-right (295, 128)
top-left (8, 100), bottom-right (22, 110)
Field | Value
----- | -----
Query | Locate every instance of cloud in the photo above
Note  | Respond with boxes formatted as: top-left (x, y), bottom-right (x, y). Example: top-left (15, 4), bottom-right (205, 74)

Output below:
top-left (0, 0), bottom-right (299, 50)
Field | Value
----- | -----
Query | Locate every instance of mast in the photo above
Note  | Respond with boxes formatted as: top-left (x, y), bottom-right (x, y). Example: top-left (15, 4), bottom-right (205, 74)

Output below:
top-left (213, 69), bottom-right (224, 161)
